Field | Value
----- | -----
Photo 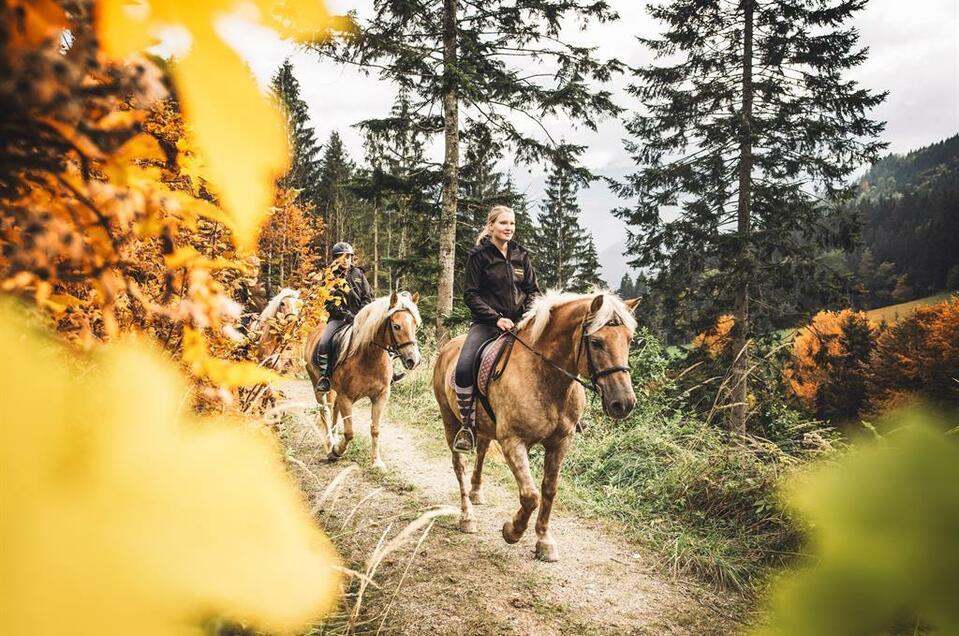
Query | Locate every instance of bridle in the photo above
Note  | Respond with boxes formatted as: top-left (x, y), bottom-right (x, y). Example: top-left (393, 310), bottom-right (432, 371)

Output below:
top-left (375, 308), bottom-right (418, 357)
top-left (505, 309), bottom-right (631, 395)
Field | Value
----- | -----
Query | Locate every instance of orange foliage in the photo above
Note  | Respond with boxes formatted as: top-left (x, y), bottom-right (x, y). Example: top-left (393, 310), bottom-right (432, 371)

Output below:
top-left (866, 298), bottom-right (959, 412)
top-left (693, 314), bottom-right (735, 358)
top-left (784, 309), bottom-right (876, 418)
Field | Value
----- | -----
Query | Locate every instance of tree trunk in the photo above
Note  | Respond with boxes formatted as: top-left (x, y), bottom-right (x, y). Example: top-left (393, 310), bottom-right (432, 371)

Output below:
top-left (373, 201), bottom-right (380, 293)
top-left (730, 0), bottom-right (754, 436)
top-left (436, 0), bottom-right (459, 345)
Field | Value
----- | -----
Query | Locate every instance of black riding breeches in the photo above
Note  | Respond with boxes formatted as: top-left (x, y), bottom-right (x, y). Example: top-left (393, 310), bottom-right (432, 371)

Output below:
top-left (315, 319), bottom-right (348, 374)
top-left (455, 322), bottom-right (501, 388)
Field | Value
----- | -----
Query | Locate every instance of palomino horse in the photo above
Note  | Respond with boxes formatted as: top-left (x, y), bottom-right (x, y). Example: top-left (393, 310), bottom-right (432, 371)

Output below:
top-left (433, 291), bottom-right (639, 561)
top-left (304, 291), bottom-right (422, 469)
top-left (250, 288), bottom-right (303, 371)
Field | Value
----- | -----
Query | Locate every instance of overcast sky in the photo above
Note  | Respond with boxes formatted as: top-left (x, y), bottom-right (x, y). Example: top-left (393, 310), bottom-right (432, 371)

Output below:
top-left (226, 0), bottom-right (958, 280)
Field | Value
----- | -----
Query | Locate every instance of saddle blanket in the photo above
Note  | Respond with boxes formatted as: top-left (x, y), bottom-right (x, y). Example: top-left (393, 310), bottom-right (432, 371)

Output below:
top-left (447, 334), bottom-right (511, 396)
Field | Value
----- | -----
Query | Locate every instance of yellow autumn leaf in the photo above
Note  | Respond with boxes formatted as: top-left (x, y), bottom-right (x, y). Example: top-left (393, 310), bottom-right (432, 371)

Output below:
top-left (95, 0), bottom-right (338, 252)
top-left (0, 301), bottom-right (340, 635)
top-left (182, 326), bottom-right (281, 387)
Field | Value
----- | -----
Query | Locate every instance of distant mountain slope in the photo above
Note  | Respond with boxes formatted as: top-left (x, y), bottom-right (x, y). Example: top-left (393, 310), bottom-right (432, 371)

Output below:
top-left (598, 237), bottom-right (634, 290)
top-left (849, 133), bottom-right (959, 306)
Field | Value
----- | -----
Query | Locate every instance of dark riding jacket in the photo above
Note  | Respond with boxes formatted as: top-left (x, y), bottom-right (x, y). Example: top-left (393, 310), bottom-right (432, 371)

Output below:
top-left (463, 238), bottom-right (541, 325)
top-left (325, 265), bottom-right (373, 321)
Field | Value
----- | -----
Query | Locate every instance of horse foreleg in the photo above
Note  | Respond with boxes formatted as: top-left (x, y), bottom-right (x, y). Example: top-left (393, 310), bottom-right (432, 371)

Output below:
top-left (469, 436), bottom-right (491, 505)
top-left (330, 395), bottom-right (353, 461)
top-left (534, 435), bottom-right (572, 562)
top-left (500, 436), bottom-right (539, 545)
top-left (369, 390), bottom-right (389, 471)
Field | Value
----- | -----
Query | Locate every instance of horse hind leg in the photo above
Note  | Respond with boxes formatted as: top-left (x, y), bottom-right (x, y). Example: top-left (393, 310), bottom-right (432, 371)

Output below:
top-left (469, 436), bottom-right (491, 505)
top-left (499, 436), bottom-right (539, 545)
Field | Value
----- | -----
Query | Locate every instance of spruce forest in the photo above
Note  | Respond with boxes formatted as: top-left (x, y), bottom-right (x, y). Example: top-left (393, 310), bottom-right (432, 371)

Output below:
top-left (1, 0), bottom-right (957, 635)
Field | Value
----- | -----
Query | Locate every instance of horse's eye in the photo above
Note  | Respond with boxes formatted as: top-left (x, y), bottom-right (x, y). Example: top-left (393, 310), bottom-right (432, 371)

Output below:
top-left (590, 337), bottom-right (604, 349)
top-left (392, 323), bottom-right (400, 330)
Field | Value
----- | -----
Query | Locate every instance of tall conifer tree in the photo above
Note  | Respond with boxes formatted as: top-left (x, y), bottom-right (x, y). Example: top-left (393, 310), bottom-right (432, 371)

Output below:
top-left (270, 60), bottom-right (322, 207)
top-left (613, 0), bottom-right (886, 432)
top-left (316, 131), bottom-right (353, 260)
top-left (536, 160), bottom-right (589, 291)
top-left (319, 1), bottom-right (623, 341)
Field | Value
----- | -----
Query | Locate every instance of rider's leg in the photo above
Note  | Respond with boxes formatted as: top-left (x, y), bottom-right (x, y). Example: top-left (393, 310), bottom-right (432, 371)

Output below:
top-left (315, 319), bottom-right (344, 392)
top-left (452, 322), bottom-right (499, 452)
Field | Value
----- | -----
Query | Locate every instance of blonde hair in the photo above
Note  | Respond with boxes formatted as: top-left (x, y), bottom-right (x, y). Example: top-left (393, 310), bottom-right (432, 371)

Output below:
top-left (475, 205), bottom-right (514, 244)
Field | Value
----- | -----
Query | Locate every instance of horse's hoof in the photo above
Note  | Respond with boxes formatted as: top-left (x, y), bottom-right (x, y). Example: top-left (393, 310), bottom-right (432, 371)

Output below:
top-left (459, 518), bottom-right (478, 534)
top-left (469, 490), bottom-right (486, 505)
top-left (371, 459), bottom-right (387, 472)
top-left (535, 540), bottom-right (559, 562)
top-left (502, 521), bottom-right (521, 544)
top-left (326, 451), bottom-right (342, 463)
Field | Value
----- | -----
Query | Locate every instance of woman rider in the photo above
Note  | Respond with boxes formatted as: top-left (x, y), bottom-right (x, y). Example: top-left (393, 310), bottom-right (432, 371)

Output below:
top-left (453, 205), bottom-right (541, 452)
top-left (315, 241), bottom-right (373, 392)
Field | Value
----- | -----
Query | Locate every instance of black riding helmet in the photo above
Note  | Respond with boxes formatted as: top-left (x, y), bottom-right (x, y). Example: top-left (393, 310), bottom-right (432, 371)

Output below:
top-left (332, 242), bottom-right (354, 257)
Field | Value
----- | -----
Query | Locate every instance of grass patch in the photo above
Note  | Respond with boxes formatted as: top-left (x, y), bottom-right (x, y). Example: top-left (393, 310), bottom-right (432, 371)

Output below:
top-left (864, 290), bottom-right (957, 323)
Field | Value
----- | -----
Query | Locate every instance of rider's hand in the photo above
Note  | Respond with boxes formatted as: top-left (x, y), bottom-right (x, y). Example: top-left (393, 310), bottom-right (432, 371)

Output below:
top-left (496, 317), bottom-right (515, 331)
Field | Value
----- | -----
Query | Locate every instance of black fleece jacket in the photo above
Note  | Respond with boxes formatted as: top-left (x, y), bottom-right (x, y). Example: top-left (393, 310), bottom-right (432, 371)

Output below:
top-left (325, 265), bottom-right (373, 321)
top-left (463, 238), bottom-right (541, 325)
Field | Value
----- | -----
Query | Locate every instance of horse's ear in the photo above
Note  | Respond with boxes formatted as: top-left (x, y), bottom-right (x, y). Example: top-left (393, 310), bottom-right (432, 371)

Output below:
top-left (589, 294), bottom-right (605, 314)
top-left (411, 292), bottom-right (420, 304)
top-left (389, 291), bottom-right (398, 308)
top-left (624, 297), bottom-right (641, 314)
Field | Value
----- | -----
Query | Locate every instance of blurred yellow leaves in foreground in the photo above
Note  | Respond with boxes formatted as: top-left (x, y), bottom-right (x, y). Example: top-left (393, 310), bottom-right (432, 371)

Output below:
top-left (95, 0), bottom-right (342, 251)
top-left (0, 302), bottom-right (340, 635)
top-left (754, 410), bottom-right (959, 636)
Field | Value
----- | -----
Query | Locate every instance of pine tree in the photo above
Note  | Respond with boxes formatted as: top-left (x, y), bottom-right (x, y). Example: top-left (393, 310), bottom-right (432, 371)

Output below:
top-left (316, 131), bottom-right (353, 261)
top-left (613, 0), bottom-right (886, 433)
top-left (536, 160), bottom-right (589, 291)
top-left (572, 234), bottom-right (605, 292)
top-left (270, 60), bottom-right (323, 208)
top-left (317, 1), bottom-right (624, 342)
top-left (356, 89), bottom-right (441, 295)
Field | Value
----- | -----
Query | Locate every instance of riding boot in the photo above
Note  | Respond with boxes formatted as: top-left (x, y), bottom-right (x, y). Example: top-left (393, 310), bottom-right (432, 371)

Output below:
top-left (315, 353), bottom-right (331, 392)
top-left (452, 382), bottom-right (476, 453)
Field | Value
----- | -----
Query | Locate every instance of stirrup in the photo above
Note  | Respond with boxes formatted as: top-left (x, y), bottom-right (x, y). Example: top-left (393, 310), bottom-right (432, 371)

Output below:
top-left (316, 376), bottom-right (332, 393)
top-left (452, 427), bottom-right (476, 453)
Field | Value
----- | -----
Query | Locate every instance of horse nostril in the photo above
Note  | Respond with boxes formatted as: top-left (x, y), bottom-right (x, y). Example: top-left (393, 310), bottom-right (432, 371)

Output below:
top-left (609, 400), bottom-right (624, 416)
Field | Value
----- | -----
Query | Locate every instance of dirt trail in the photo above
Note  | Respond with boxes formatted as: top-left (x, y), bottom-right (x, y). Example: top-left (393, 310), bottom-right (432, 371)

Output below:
top-left (277, 379), bottom-right (738, 635)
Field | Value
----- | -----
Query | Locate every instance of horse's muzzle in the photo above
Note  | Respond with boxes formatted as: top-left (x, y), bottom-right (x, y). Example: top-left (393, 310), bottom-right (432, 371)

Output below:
top-left (603, 394), bottom-right (636, 420)
top-left (402, 351), bottom-right (421, 370)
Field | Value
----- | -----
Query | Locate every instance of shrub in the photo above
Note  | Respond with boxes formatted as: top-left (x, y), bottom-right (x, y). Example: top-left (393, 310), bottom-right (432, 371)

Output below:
top-left (865, 298), bottom-right (959, 413)
top-left (784, 309), bottom-right (877, 421)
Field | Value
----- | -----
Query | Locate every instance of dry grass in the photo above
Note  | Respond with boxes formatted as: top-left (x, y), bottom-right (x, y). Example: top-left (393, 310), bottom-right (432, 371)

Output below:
top-left (864, 291), bottom-right (957, 323)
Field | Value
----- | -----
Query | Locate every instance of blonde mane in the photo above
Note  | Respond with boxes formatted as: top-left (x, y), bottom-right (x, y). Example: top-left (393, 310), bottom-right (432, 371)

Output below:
top-left (516, 289), bottom-right (637, 344)
top-left (343, 291), bottom-right (422, 360)
top-left (259, 287), bottom-right (300, 323)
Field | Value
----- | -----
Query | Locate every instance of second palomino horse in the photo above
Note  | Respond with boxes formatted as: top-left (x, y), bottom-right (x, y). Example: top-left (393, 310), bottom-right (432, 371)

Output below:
top-left (433, 291), bottom-right (639, 561)
top-left (304, 291), bottom-right (422, 469)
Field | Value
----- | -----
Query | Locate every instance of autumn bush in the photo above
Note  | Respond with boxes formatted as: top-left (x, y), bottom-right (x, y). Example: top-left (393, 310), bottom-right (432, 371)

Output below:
top-left (784, 309), bottom-right (877, 421)
top-left (1, 0), bottom-right (352, 632)
top-left (865, 298), bottom-right (959, 413)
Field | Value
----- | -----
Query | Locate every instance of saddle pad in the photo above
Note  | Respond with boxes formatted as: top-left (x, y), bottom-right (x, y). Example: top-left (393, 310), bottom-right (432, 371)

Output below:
top-left (476, 335), bottom-right (510, 396)
top-left (446, 334), bottom-right (510, 396)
